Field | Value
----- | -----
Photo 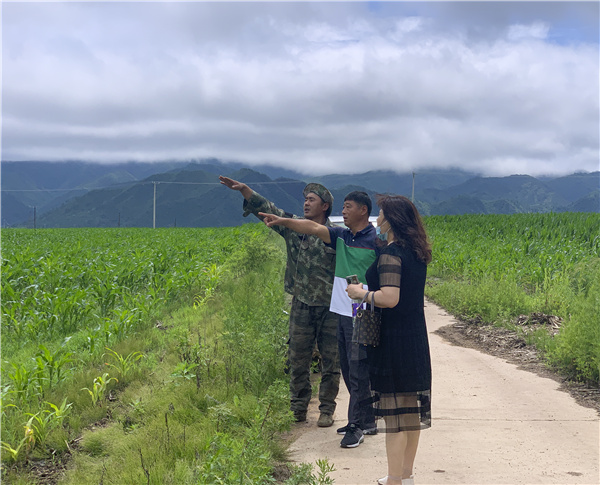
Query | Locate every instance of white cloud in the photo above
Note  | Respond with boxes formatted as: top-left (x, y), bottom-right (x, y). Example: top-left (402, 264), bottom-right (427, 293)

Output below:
top-left (2, 2), bottom-right (598, 177)
top-left (507, 22), bottom-right (550, 41)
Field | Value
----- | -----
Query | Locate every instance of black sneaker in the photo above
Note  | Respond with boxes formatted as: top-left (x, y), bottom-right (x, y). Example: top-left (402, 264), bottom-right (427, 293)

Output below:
top-left (336, 424), bottom-right (351, 435)
top-left (340, 424), bottom-right (364, 448)
top-left (363, 425), bottom-right (378, 435)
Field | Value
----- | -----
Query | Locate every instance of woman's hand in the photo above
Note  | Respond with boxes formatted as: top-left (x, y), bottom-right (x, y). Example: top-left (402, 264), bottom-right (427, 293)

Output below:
top-left (346, 283), bottom-right (366, 300)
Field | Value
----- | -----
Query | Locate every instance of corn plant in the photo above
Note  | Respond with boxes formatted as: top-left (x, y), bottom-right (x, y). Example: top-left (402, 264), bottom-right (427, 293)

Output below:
top-left (1, 418), bottom-right (35, 463)
top-left (103, 347), bottom-right (144, 379)
top-left (35, 344), bottom-right (74, 393)
top-left (107, 308), bottom-right (141, 342)
top-left (81, 373), bottom-right (118, 407)
top-left (194, 263), bottom-right (225, 308)
top-left (24, 411), bottom-right (52, 449)
top-left (92, 278), bottom-right (120, 318)
top-left (82, 328), bottom-right (102, 354)
top-left (46, 397), bottom-right (73, 426)
top-left (22, 399), bottom-right (72, 449)
top-left (4, 362), bottom-right (40, 405)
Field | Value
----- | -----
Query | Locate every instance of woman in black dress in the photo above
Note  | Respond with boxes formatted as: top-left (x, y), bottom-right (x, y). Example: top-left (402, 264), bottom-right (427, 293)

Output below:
top-left (347, 195), bottom-right (432, 485)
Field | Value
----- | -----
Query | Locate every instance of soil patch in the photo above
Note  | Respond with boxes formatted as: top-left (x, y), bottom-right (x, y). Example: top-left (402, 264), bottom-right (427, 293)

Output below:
top-left (434, 313), bottom-right (600, 415)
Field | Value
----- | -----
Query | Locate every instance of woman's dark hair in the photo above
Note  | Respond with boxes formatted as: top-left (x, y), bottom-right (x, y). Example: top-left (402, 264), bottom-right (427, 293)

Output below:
top-left (377, 194), bottom-right (432, 264)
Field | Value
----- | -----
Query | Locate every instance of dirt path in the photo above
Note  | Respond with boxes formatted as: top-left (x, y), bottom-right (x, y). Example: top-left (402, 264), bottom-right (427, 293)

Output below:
top-left (287, 299), bottom-right (599, 485)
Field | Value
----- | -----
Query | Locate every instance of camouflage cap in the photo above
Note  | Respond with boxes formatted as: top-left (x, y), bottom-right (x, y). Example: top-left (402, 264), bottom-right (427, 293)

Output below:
top-left (303, 183), bottom-right (334, 217)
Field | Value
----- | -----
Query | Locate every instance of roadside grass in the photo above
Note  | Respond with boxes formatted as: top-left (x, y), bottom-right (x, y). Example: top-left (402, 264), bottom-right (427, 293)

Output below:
top-left (2, 228), bottom-right (333, 484)
top-left (542, 262), bottom-right (600, 383)
top-left (426, 263), bottom-right (600, 387)
top-left (425, 213), bottom-right (600, 386)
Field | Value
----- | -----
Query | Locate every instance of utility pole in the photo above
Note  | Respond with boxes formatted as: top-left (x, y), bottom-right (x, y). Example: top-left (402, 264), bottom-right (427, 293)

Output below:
top-left (411, 172), bottom-right (416, 202)
top-left (153, 182), bottom-right (157, 229)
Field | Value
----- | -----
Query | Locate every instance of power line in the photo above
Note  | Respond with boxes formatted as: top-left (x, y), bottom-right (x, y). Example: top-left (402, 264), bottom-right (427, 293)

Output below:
top-left (147, 180), bottom-right (305, 186)
top-left (3, 179), bottom-right (310, 229)
top-left (2, 188), bottom-right (90, 192)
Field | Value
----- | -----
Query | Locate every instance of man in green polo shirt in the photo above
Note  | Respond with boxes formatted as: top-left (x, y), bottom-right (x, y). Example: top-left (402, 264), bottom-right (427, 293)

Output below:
top-left (259, 191), bottom-right (379, 449)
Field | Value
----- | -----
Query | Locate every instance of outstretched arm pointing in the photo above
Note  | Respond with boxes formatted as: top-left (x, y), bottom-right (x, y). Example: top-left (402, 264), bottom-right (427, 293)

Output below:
top-left (259, 212), bottom-right (331, 244)
top-left (219, 176), bottom-right (253, 200)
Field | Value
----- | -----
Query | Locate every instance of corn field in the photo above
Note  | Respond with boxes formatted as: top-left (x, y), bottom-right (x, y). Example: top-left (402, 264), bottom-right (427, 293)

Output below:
top-left (1, 228), bottom-right (242, 348)
top-left (1, 215), bottom-right (598, 480)
top-left (426, 212), bottom-right (600, 287)
top-left (1, 226), bottom-right (280, 470)
top-left (1, 225), bottom-right (306, 484)
top-left (425, 212), bottom-right (600, 384)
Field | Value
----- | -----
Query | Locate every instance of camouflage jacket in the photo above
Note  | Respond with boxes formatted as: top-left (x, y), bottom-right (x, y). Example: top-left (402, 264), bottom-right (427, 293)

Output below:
top-left (243, 191), bottom-right (336, 307)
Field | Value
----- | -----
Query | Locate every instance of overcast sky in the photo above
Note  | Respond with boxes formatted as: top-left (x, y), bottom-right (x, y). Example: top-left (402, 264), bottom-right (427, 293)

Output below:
top-left (2, 1), bottom-right (599, 177)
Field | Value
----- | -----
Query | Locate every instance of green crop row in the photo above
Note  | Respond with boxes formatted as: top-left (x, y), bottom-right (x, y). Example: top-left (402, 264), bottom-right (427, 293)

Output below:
top-left (1, 227), bottom-right (243, 353)
top-left (426, 212), bottom-right (599, 287)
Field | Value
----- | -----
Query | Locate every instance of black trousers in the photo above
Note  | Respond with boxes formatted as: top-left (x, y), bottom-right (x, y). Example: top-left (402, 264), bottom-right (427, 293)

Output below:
top-left (337, 315), bottom-right (376, 429)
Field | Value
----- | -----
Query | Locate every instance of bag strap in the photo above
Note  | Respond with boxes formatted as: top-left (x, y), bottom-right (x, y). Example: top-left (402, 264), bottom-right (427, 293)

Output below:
top-left (359, 291), bottom-right (377, 313)
top-left (369, 291), bottom-right (376, 312)
top-left (358, 291), bottom-right (370, 307)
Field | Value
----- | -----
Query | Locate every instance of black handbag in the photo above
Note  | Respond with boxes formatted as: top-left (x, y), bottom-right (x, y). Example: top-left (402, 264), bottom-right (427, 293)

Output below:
top-left (352, 291), bottom-right (381, 347)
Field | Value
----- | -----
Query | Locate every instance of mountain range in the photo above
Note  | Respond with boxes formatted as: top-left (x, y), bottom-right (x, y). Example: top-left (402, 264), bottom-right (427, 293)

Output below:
top-left (1, 160), bottom-right (598, 228)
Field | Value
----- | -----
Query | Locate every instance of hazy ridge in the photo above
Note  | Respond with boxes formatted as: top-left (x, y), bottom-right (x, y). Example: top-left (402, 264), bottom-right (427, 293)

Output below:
top-left (2, 160), bottom-right (598, 228)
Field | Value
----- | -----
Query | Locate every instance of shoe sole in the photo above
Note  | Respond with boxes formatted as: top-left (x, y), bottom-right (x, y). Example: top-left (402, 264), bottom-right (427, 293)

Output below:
top-left (338, 427), bottom-right (377, 435)
top-left (340, 435), bottom-right (364, 448)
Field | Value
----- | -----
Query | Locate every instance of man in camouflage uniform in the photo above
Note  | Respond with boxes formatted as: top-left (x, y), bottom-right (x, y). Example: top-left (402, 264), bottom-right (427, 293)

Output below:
top-left (219, 175), bottom-right (340, 427)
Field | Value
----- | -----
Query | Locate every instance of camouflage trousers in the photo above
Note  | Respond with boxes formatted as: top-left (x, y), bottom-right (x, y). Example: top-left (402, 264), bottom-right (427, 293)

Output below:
top-left (288, 297), bottom-right (341, 415)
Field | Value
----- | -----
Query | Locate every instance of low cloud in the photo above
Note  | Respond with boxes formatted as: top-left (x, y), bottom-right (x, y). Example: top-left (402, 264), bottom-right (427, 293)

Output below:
top-left (2, 2), bottom-right (598, 177)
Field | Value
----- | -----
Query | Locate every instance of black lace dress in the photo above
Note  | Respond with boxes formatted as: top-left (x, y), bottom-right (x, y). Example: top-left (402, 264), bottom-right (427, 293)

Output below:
top-left (364, 242), bottom-right (432, 432)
